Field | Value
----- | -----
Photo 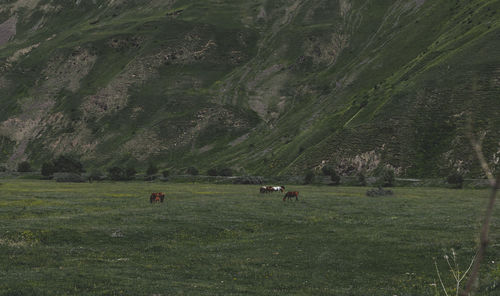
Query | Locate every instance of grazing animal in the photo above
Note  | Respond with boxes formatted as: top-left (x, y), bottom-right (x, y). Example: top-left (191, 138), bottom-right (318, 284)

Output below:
top-left (260, 185), bottom-right (285, 193)
top-left (259, 186), bottom-right (273, 193)
top-left (150, 192), bottom-right (165, 203)
top-left (283, 191), bottom-right (299, 201)
top-left (272, 186), bottom-right (285, 193)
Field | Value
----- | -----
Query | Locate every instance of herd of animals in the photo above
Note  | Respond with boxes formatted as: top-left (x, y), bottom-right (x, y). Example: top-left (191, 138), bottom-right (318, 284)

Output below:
top-left (149, 185), bottom-right (299, 203)
top-left (259, 185), bottom-right (299, 201)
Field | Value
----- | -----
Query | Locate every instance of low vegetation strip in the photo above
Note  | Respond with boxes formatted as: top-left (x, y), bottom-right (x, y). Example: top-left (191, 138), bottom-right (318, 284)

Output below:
top-left (0, 180), bottom-right (499, 295)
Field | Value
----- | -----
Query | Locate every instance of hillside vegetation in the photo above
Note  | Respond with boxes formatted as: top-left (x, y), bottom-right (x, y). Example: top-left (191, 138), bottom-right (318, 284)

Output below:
top-left (0, 0), bottom-right (499, 177)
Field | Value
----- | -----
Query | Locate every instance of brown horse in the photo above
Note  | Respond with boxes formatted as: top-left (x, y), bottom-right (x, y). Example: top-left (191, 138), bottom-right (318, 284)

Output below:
top-left (283, 191), bottom-right (299, 201)
top-left (259, 186), bottom-right (273, 193)
top-left (150, 192), bottom-right (165, 203)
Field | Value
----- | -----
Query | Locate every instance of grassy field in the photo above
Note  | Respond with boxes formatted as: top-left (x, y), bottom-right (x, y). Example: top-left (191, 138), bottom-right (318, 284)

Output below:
top-left (1, 180), bottom-right (500, 295)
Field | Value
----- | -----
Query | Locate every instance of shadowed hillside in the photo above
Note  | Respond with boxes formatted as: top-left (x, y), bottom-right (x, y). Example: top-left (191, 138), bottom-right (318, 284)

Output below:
top-left (0, 0), bottom-right (499, 177)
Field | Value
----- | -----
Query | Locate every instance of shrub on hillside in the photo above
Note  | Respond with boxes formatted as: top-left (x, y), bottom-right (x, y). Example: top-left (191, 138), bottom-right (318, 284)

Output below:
top-left (41, 161), bottom-right (56, 177)
top-left (447, 173), bottom-right (464, 189)
top-left (357, 171), bottom-right (367, 186)
top-left (125, 166), bottom-right (137, 180)
top-left (218, 167), bottom-right (233, 177)
top-left (108, 167), bottom-right (126, 181)
top-left (88, 170), bottom-right (104, 182)
top-left (146, 163), bottom-right (158, 176)
top-left (207, 168), bottom-right (218, 176)
top-left (321, 165), bottom-right (334, 176)
top-left (187, 166), bottom-right (199, 176)
top-left (107, 166), bottom-right (136, 181)
top-left (304, 170), bottom-right (315, 184)
top-left (330, 170), bottom-right (341, 186)
top-left (379, 168), bottom-right (395, 187)
top-left (53, 155), bottom-right (84, 174)
top-left (17, 161), bottom-right (31, 172)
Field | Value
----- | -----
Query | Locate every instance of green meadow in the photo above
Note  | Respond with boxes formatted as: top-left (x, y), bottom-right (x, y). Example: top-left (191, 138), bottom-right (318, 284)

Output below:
top-left (1, 180), bottom-right (499, 295)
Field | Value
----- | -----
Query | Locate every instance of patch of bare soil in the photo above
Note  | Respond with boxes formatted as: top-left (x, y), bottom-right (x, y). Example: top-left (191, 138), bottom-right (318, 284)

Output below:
top-left (0, 99), bottom-right (55, 165)
top-left (0, 47), bottom-right (97, 166)
top-left (45, 119), bottom-right (100, 158)
top-left (317, 148), bottom-right (403, 176)
top-left (339, 0), bottom-right (352, 17)
top-left (81, 33), bottom-right (217, 119)
top-left (247, 63), bottom-right (289, 121)
top-left (0, 76), bottom-right (9, 89)
top-left (198, 144), bottom-right (215, 153)
top-left (336, 150), bottom-right (382, 175)
top-left (41, 47), bottom-right (97, 93)
top-left (305, 32), bottom-right (349, 66)
top-left (120, 130), bottom-right (164, 161)
top-left (0, 16), bottom-right (17, 46)
top-left (11, 0), bottom-right (40, 11)
top-left (121, 105), bottom-right (252, 158)
top-left (229, 133), bottom-right (249, 147)
top-left (8, 42), bottom-right (40, 63)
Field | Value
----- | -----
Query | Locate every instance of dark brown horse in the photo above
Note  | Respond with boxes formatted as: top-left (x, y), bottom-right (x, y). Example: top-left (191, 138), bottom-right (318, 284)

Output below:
top-left (150, 192), bottom-right (165, 203)
top-left (283, 191), bottom-right (299, 201)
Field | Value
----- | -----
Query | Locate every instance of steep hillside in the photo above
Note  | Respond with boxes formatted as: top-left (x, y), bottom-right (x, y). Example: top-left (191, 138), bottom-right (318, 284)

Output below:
top-left (0, 0), bottom-right (499, 177)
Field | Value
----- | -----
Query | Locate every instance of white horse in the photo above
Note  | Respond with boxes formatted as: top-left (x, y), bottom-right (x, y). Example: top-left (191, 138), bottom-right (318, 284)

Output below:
top-left (272, 186), bottom-right (285, 192)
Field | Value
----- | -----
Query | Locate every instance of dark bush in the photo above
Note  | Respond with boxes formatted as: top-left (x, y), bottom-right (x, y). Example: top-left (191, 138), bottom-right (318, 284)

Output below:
top-left (0, 165), bottom-right (6, 172)
top-left (108, 167), bottom-right (124, 181)
top-left (162, 170), bottom-right (170, 178)
top-left (146, 163), bottom-right (158, 176)
top-left (322, 166), bottom-right (334, 176)
top-left (304, 170), bottom-right (315, 184)
top-left (107, 166), bottom-right (136, 181)
top-left (366, 187), bottom-right (393, 197)
top-left (380, 168), bottom-right (395, 187)
top-left (187, 166), bottom-right (199, 176)
top-left (207, 168), bottom-right (218, 176)
top-left (41, 162), bottom-right (56, 177)
top-left (54, 173), bottom-right (85, 183)
top-left (53, 155), bottom-right (84, 174)
top-left (447, 173), bottom-right (464, 189)
top-left (330, 170), bottom-right (341, 185)
top-left (357, 171), bottom-right (367, 186)
top-left (17, 161), bottom-right (31, 172)
top-left (125, 166), bottom-right (137, 180)
top-left (88, 170), bottom-right (103, 182)
top-left (218, 168), bottom-right (233, 177)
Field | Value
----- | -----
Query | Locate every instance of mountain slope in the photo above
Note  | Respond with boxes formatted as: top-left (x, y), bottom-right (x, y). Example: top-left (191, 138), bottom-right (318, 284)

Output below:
top-left (0, 0), bottom-right (499, 177)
